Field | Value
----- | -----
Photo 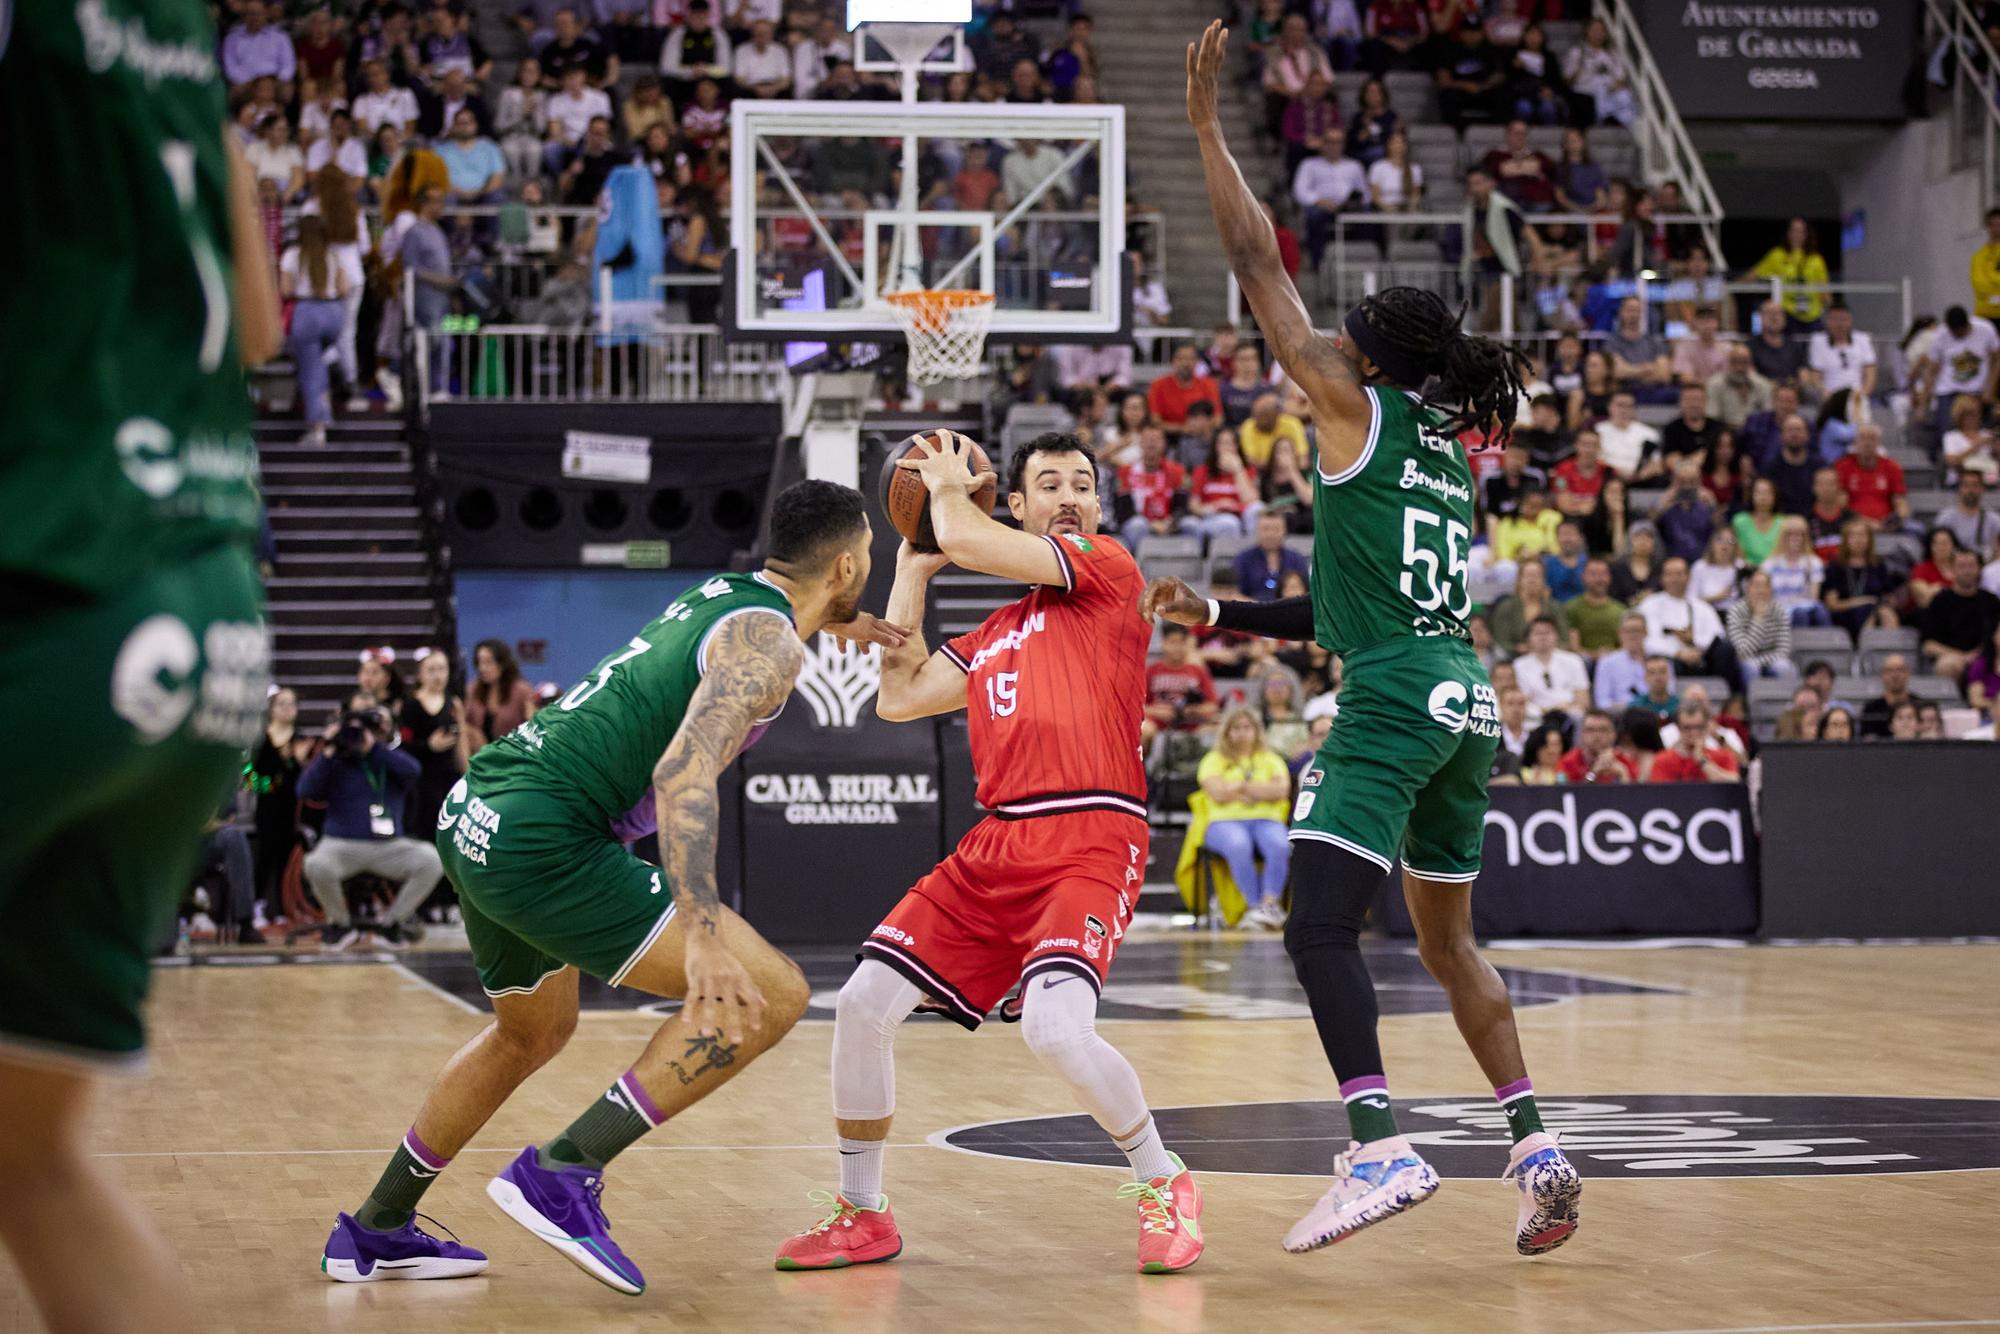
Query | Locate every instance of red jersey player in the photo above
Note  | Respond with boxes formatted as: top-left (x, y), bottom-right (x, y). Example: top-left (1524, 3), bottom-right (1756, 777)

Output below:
top-left (773, 430), bottom-right (1205, 1276)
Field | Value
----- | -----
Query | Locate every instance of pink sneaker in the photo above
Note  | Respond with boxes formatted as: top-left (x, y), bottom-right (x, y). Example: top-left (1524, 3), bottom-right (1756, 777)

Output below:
top-left (1117, 1152), bottom-right (1204, 1274)
top-left (1503, 1131), bottom-right (1581, 1255)
top-left (1282, 1136), bottom-right (1439, 1253)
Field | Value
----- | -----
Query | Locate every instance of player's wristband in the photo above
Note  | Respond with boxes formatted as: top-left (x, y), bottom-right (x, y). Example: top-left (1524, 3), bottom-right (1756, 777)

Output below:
top-left (1205, 598), bottom-right (1221, 627)
top-left (1211, 594), bottom-right (1316, 641)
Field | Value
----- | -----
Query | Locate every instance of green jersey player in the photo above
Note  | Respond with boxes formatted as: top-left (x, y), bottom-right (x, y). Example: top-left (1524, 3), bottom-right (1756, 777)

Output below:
top-left (0, 0), bottom-right (282, 1329)
top-left (318, 481), bottom-right (913, 1298)
top-left (1165, 18), bottom-right (1582, 1261)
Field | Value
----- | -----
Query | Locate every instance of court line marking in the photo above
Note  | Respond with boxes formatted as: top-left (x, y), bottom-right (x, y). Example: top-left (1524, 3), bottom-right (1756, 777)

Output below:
top-left (91, 1143), bottom-right (932, 1160)
top-left (390, 963), bottom-right (486, 1015)
top-left (1596, 1322), bottom-right (2000, 1334)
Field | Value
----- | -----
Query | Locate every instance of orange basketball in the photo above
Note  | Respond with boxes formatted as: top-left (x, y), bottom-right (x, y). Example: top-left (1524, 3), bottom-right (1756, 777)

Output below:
top-left (879, 430), bottom-right (998, 553)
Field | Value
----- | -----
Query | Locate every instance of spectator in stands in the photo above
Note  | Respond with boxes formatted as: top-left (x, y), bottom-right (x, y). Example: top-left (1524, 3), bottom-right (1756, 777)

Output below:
top-left (1566, 557), bottom-right (1626, 662)
top-left (1444, 167), bottom-right (1542, 328)
top-left (1881, 699), bottom-right (1921, 740)
top-left (1941, 396), bottom-right (1999, 484)
top-left (1489, 559), bottom-right (1567, 658)
top-left (1264, 14), bottom-right (1334, 139)
top-left (1750, 217), bottom-right (1828, 334)
top-left (1939, 469), bottom-right (2000, 560)
top-left (1765, 516), bottom-right (1827, 624)
top-left (1117, 426), bottom-right (1192, 549)
top-left (1729, 475), bottom-right (1782, 567)
top-left (1917, 305), bottom-right (2000, 439)
top-left (1607, 514), bottom-right (1660, 600)
top-left (400, 647), bottom-right (466, 837)
top-left (1727, 567), bottom-right (1793, 681)
top-left (1494, 488), bottom-right (1562, 567)
top-left (1908, 527), bottom-right (1963, 614)
top-left (661, 0), bottom-right (732, 103)
top-left (1661, 383), bottom-right (1721, 472)
top-left (1595, 390), bottom-right (1663, 486)
top-left (1834, 423), bottom-right (1909, 533)
top-left (1042, 13), bottom-right (1097, 97)
top-left (422, 3), bottom-right (491, 86)
top-left (1005, 57), bottom-right (1050, 104)
top-left (1964, 623), bottom-right (2000, 711)
top-left (1738, 382), bottom-right (1800, 470)
top-left (790, 14), bottom-right (849, 99)
top-left (1773, 680), bottom-right (1823, 741)
top-left (1750, 299), bottom-right (1808, 388)
top-left (1504, 22), bottom-right (1569, 126)
top-left (680, 78), bottom-right (730, 150)
top-left (1511, 723), bottom-right (1563, 785)
top-left (1553, 428), bottom-right (1608, 519)
top-left (1196, 707), bottom-right (1294, 929)
top-left (353, 58), bottom-right (420, 140)
top-left (1543, 519), bottom-right (1589, 601)
top-left (731, 19), bottom-right (791, 97)
top-left (1483, 119), bottom-right (1555, 213)
top-left (543, 65), bottom-right (612, 175)
top-left (1514, 615), bottom-right (1590, 727)
top-left (1482, 440), bottom-right (1543, 524)
top-left (1147, 342), bottom-right (1223, 429)
top-left (1099, 393), bottom-right (1152, 469)
top-left (1550, 127), bottom-right (1604, 214)
top-left (1652, 456), bottom-right (1716, 564)
top-left (1611, 706), bottom-right (1666, 778)
top-left (298, 704), bottom-right (441, 950)
top-left (249, 687), bottom-right (313, 924)
top-left (438, 109), bottom-right (508, 210)
top-left (1434, 17), bottom-right (1506, 128)
top-left (971, 9), bottom-right (1039, 80)
top-left (245, 115), bottom-right (307, 202)
top-left (1130, 252), bottom-right (1173, 326)
top-left (1260, 437), bottom-right (1316, 533)
top-left (1607, 296), bottom-right (1674, 403)
top-left (622, 77), bottom-right (675, 147)
top-left (1822, 517), bottom-right (1902, 642)
top-left (560, 115), bottom-right (622, 203)
top-left (495, 58), bottom-right (550, 184)
top-left (223, 0), bottom-right (297, 100)
top-left (1258, 665), bottom-right (1315, 762)
top-left (1514, 393), bottom-right (1572, 475)
top-left (1219, 343), bottom-right (1269, 428)
top-left (1360, 0), bottom-right (1427, 72)
top-left (1002, 137), bottom-right (1075, 209)
top-left (1761, 415), bottom-right (1816, 517)
top-left (1652, 691), bottom-right (1741, 782)
top-left (1235, 510), bottom-right (1309, 602)
top-left (1496, 686), bottom-right (1531, 757)
top-left (1592, 618), bottom-right (1647, 711)
top-left (1639, 556), bottom-right (1743, 686)
top-left (1972, 207), bottom-right (2000, 322)
top-left (1702, 431), bottom-right (1747, 513)
top-left (1238, 390), bottom-right (1310, 472)
top-left (1630, 656), bottom-right (1680, 721)
top-left (463, 639), bottom-right (538, 753)
top-left (295, 9), bottom-right (347, 91)
top-left (1803, 304), bottom-right (1877, 401)
top-left (541, 7), bottom-right (618, 87)
top-left (1144, 624), bottom-right (1220, 748)
top-left (1292, 130), bottom-right (1369, 269)
top-left (1347, 75), bottom-right (1401, 163)
top-left (1557, 709), bottom-right (1630, 783)
top-left (420, 66), bottom-right (491, 140)
top-left (1187, 430), bottom-right (1260, 540)
top-left (1562, 17), bottom-right (1634, 125)
top-left (1690, 528), bottom-right (1742, 609)
top-left (1857, 653), bottom-right (1916, 738)
top-left (1364, 129), bottom-right (1425, 242)
top-left (1280, 70), bottom-right (1342, 176)
top-left (1921, 548), bottom-right (2000, 682)
top-left (1706, 343), bottom-right (1772, 432)
top-left (1814, 706), bottom-right (1857, 742)
top-left (1672, 307), bottom-right (1729, 387)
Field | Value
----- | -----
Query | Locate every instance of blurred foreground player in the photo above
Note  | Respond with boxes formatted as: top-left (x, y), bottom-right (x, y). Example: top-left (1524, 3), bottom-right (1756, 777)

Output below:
top-left (318, 482), bottom-right (905, 1294)
top-left (775, 432), bottom-right (1205, 1275)
top-left (1184, 20), bottom-right (1579, 1256)
top-left (0, 1), bottom-right (283, 1330)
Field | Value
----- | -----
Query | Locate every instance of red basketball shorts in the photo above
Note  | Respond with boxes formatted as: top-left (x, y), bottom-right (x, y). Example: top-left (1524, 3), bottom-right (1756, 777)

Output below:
top-left (859, 809), bottom-right (1148, 1029)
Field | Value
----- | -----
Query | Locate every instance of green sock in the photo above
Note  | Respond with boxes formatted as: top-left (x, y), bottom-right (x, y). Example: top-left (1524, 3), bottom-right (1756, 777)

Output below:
top-left (1496, 1080), bottom-right (1545, 1143)
top-left (1342, 1079), bottom-right (1400, 1144)
top-left (357, 1131), bottom-right (449, 1232)
top-left (540, 1071), bottom-right (663, 1171)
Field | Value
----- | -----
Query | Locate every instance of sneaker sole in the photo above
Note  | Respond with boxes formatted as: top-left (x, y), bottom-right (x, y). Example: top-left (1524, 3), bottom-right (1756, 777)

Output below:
top-left (1138, 1244), bottom-right (1204, 1275)
top-left (1283, 1165), bottom-right (1441, 1254)
top-left (486, 1176), bottom-right (644, 1295)
top-left (1517, 1158), bottom-right (1583, 1257)
top-left (321, 1254), bottom-right (489, 1282)
top-left (774, 1238), bottom-right (903, 1271)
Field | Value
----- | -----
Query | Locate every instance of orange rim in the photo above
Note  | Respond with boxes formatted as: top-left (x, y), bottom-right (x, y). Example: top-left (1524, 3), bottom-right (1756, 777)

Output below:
top-left (883, 289), bottom-right (995, 334)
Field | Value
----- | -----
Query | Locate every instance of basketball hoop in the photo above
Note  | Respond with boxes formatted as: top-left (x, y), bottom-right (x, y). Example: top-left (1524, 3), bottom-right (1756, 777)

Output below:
top-left (882, 289), bottom-right (995, 384)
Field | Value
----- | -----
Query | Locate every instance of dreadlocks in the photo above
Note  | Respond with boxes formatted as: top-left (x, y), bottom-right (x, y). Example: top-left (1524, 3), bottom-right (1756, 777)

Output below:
top-left (1347, 287), bottom-right (1528, 446)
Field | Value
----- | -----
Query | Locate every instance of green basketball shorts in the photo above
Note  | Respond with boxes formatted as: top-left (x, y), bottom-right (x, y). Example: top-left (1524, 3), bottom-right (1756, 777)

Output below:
top-left (0, 545), bottom-right (268, 1069)
top-left (436, 778), bottom-right (678, 997)
top-left (1290, 640), bottom-right (1500, 883)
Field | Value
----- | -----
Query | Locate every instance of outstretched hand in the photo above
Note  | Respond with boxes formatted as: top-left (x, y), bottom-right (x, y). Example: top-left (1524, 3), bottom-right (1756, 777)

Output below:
top-left (1186, 20), bottom-right (1228, 131)
top-left (1141, 576), bottom-right (1212, 626)
top-left (822, 614), bottom-right (913, 654)
top-left (895, 429), bottom-right (999, 498)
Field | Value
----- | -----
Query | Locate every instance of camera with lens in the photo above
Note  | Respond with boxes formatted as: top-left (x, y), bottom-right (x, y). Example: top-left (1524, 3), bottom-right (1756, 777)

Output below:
top-left (330, 708), bottom-right (386, 758)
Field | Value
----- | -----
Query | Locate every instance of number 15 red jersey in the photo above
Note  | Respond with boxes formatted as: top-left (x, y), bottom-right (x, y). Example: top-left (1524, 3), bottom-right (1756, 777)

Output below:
top-left (941, 532), bottom-right (1149, 819)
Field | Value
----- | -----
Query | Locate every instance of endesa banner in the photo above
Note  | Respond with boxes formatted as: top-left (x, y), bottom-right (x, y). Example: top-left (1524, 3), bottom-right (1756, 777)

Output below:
top-left (1641, 1), bottom-right (1914, 120)
top-left (1378, 784), bottom-right (1759, 936)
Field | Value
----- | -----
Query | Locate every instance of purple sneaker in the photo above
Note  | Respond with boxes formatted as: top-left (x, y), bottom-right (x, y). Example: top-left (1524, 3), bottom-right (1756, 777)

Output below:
top-left (486, 1146), bottom-right (646, 1295)
top-left (320, 1211), bottom-right (488, 1282)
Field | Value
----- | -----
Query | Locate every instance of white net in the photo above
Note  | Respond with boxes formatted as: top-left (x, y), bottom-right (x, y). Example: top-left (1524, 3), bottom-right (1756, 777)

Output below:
top-left (883, 289), bottom-right (996, 385)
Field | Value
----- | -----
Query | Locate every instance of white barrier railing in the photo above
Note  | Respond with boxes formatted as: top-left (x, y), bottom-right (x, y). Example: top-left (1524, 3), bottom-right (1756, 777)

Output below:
top-left (1920, 0), bottom-right (2000, 203)
top-left (1595, 0), bottom-right (1726, 268)
top-left (417, 325), bottom-right (790, 405)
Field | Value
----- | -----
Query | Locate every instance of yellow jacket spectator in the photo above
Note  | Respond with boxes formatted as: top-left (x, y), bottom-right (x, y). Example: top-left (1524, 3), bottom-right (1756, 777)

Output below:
top-left (1972, 208), bottom-right (2000, 322)
top-left (1750, 217), bottom-right (1829, 327)
top-left (1238, 391), bottom-right (1310, 470)
top-left (1493, 490), bottom-right (1563, 564)
top-left (1196, 708), bottom-right (1294, 929)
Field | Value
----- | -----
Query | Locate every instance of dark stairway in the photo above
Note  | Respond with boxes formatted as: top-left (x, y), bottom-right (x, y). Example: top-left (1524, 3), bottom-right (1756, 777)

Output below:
top-left (257, 418), bottom-right (453, 723)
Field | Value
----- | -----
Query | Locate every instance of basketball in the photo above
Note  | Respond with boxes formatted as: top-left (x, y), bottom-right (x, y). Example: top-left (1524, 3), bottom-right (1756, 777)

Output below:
top-left (879, 430), bottom-right (998, 553)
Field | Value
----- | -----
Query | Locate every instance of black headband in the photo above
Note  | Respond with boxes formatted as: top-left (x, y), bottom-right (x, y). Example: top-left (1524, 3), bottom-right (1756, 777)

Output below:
top-left (1343, 304), bottom-right (1445, 389)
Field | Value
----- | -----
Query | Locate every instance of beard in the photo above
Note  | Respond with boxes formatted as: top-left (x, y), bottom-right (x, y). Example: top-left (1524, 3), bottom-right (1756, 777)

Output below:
top-left (824, 579), bottom-right (864, 626)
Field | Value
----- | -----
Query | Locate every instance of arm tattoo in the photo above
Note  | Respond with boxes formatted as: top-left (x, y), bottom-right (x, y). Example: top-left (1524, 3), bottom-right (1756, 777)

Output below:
top-left (652, 612), bottom-right (801, 939)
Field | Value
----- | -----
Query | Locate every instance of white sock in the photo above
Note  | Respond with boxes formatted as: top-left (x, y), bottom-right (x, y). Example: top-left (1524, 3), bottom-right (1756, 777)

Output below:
top-left (1115, 1116), bottom-right (1177, 1184)
top-left (837, 1137), bottom-right (885, 1209)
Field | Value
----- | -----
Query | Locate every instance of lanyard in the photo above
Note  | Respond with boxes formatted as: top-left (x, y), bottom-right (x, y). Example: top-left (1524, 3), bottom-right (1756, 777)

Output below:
top-left (361, 758), bottom-right (386, 797)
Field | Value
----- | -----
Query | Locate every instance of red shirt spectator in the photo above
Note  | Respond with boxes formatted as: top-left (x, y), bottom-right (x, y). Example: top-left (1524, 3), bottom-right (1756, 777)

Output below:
top-left (1146, 628), bottom-right (1219, 732)
top-left (1190, 461), bottom-right (1258, 515)
top-left (1650, 744), bottom-right (1739, 783)
top-left (1558, 747), bottom-right (1635, 783)
top-left (1119, 457), bottom-right (1187, 523)
top-left (1833, 442), bottom-right (1906, 527)
top-left (1552, 451), bottom-right (1606, 507)
top-left (1147, 342), bottom-right (1223, 426)
top-left (294, 11), bottom-right (347, 85)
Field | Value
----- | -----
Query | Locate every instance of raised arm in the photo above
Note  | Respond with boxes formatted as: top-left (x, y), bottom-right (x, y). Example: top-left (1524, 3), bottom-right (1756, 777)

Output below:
top-left (1187, 22), bottom-right (1370, 462)
top-left (652, 611), bottom-right (802, 1042)
top-left (901, 431), bottom-right (1069, 587)
top-left (876, 542), bottom-right (974, 722)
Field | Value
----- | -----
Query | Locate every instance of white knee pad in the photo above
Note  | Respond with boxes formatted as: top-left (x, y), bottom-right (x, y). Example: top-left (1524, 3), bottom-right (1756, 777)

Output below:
top-left (1018, 972), bottom-right (1150, 1137)
top-left (830, 961), bottom-right (922, 1121)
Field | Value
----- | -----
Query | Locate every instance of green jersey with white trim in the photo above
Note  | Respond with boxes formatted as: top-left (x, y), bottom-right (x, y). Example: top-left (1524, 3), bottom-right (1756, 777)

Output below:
top-left (0, 0), bottom-right (262, 597)
top-left (1309, 385), bottom-right (1478, 657)
top-left (469, 573), bottom-right (796, 826)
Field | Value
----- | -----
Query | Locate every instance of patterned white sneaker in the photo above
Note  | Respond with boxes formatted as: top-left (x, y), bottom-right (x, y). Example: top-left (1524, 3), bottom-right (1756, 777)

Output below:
top-left (1503, 1131), bottom-right (1581, 1256)
top-left (1282, 1136), bottom-right (1440, 1253)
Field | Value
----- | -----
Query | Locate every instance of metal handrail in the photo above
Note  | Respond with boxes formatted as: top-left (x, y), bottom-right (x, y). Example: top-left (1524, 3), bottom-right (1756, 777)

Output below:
top-left (1920, 0), bottom-right (2000, 200)
top-left (1593, 0), bottom-right (1726, 268)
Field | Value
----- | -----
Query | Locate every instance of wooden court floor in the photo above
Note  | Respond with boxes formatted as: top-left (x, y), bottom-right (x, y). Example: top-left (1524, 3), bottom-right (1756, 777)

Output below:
top-left (3, 939), bottom-right (1996, 1334)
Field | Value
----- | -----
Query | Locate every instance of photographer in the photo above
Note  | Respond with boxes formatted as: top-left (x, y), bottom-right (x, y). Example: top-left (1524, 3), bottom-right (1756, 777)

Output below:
top-left (297, 706), bottom-right (443, 950)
